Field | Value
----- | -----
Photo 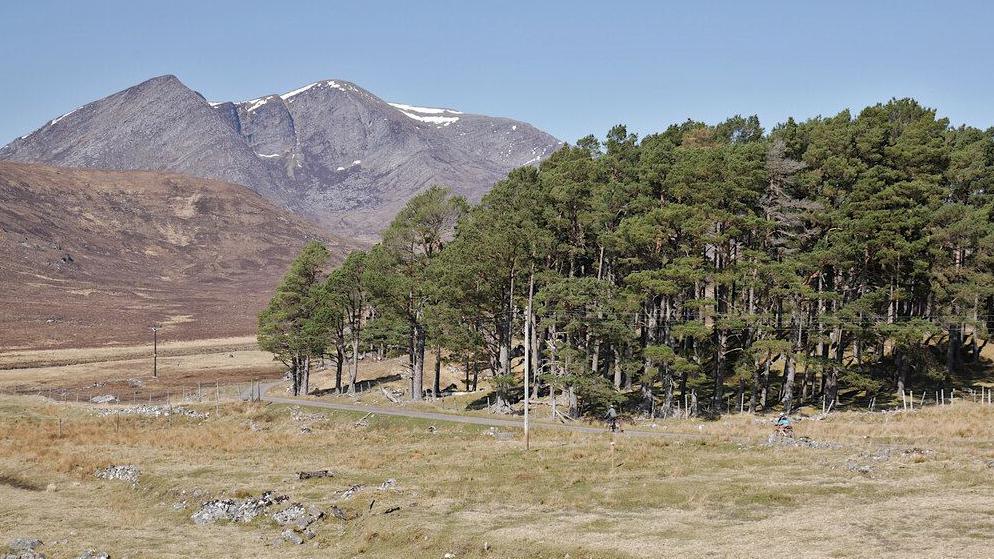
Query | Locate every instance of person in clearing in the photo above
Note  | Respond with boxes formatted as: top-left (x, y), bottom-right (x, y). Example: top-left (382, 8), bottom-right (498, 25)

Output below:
top-left (605, 405), bottom-right (621, 432)
top-left (774, 413), bottom-right (794, 438)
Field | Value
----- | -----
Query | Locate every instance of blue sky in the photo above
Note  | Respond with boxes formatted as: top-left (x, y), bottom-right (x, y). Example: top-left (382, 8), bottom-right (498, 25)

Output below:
top-left (2, 0), bottom-right (993, 145)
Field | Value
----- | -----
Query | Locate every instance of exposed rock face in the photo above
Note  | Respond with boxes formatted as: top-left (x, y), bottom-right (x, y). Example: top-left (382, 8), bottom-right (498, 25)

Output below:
top-left (0, 76), bottom-right (279, 203)
top-left (1, 75), bottom-right (562, 240)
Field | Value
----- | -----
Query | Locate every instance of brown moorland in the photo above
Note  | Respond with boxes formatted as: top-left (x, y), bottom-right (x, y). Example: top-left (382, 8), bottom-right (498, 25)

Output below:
top-left (0, 162), bottom-right (355, 350)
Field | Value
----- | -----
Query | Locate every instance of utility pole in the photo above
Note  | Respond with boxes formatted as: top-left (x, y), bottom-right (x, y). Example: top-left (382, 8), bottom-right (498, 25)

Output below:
top-left (524, 268), bottom-right (534, 450)
top-left (151, 326), bottom-right (159, 378)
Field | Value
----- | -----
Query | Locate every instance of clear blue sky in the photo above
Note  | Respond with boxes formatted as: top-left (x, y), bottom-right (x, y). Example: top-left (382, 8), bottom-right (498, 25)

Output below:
top-left (3, 0), bottom-right (993, 145)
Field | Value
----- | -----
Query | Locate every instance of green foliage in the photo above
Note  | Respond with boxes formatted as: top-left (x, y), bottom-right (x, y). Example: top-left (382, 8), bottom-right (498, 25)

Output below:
top-left (262, 98), bottom-right (994, 415)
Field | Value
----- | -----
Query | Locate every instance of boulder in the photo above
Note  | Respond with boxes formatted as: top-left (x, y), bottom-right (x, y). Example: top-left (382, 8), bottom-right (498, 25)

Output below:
top-left (191, 491), bottom-right (288, 525)
top-left (95, 465), bottom-right (140, 484)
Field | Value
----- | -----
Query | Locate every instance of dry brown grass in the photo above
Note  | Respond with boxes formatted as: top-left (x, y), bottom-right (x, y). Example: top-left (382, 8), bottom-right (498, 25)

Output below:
top-left (0, 337), bottom-right (283, 404)
top-left (2, 394), bottom-right (994, 558)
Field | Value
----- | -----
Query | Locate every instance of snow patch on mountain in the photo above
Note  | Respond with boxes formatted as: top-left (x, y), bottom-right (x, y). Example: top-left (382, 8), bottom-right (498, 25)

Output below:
top-left (281, 80), bottom-right (348, 101)
top-left (388, 102), bottom-right (463, 126)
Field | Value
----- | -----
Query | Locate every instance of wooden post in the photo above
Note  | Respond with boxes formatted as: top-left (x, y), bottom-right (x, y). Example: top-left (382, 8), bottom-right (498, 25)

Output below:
top-left (58, 417), bottom-right (63, 437)
top-left (215, 381), bottom-right (220, 416)
top-left (523, 268), bottom-right (534, 451)
top-left (941, 389), bottom-right (945, 407)
top-left (902, 390), bottom-right (907, 411)
top-left (151, 326), bottom-right (158, 378)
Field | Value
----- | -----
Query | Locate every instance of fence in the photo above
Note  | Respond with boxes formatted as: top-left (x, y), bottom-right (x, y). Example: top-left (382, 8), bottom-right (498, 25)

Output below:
top-left (0, 378), bottom-right (269, 407)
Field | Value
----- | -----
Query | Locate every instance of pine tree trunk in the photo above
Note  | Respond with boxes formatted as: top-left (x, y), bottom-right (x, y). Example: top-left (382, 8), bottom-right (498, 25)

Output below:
top-left (302, 356), bottom-right (310, 396)
top-left (896, 348), bottom-right (906, 394)
top-left (433, 346), bottom-right (442, 398)
top-left (947, 324), bottom-right (961, 378)
top-left (335, 345), bottom-right (344, 394)
top-left (348, 334), bottom-right (360, 394)
top-left (412, 322), bottom-right (426, 400)
top-left (613, 347), bottom-right (623, 390)
top-left (712, 329), bottom-right (727, 410)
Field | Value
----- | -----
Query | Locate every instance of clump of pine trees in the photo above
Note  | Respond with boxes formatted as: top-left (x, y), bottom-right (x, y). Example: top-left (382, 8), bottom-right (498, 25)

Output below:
top-left (260, 98), bottom-right (994, 417)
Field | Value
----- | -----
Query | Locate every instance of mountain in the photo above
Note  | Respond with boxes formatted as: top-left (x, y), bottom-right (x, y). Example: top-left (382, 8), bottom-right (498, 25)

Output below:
top-left (0, 162), bottom-right (353, 349)
top-left (0, 76), bottom-right (562, 240)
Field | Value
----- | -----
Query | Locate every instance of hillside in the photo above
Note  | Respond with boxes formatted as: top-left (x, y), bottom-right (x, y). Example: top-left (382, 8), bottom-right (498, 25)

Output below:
top-left (0, 75), bottom-right (562, 241)
top-left (0, 162), bottom-right (353, 349)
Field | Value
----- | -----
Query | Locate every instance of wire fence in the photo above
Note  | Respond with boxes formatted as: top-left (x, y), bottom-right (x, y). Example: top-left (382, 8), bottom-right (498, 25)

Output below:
top-left (0, 378), bottom-right (269, 407)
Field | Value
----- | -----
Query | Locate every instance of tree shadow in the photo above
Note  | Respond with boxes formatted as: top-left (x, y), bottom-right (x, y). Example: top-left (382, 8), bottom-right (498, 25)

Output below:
top-left (310, 373), bottom-right (403, 397)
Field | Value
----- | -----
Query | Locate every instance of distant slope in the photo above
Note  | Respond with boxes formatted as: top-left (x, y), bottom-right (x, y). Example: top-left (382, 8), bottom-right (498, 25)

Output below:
top-left (1, 75), bottom-right (562, 241)
top-left (0, 162), bottom-right (352, 349)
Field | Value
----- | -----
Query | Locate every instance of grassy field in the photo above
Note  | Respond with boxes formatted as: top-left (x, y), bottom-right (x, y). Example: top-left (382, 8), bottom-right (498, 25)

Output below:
top-left (0, 337), bottom-right (284, 402)
top-left (3, 393), bottom-right (994, 558)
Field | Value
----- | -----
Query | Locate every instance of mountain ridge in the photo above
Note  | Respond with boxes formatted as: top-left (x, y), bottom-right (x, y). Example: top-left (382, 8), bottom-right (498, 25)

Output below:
top-left (1, 75), bottom-right (563, 240)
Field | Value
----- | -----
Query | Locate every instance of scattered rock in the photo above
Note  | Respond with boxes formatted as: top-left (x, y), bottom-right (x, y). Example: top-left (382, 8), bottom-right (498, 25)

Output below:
top-left (126, 378), bottom-right (144, 389)
top-left (444, 553), bottom-right (456, 558)
top-left (4, 539), bottom-right (44, 559)
top-left (378, 479), bottom-right (397, 491)
top-left (75, 551), bottom-right (110, 559)
top-left (297, 470), bottom-right (334, 480)
top-left (383, 506), bottom-right (401, 514)
top-left (95, 465), bottom-right (140, 484)
top-left (191, 491), bottom-right (288, 525)
top-left (89, 395), bottom-right (117, 404)
top-left (339, 484), bottom-right (364, 500)
top-left (272, 503), bottom-right (324, 530)
top-left (7, 541), bottom-right (41, 553)
top-left (427, 425), bottom-right (438, 433)
top-left (93, 405), bottom-right (206, 419)
top-left (764, 435), bottom-right (838, 449)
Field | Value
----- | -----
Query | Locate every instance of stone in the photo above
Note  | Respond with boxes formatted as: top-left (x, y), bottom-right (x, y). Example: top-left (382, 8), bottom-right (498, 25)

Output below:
top-left (281, 530), bottom-right (304, 545)
top-left (191, 491), bottom-right (288, 525)
top-left (378, 478), bottom-right (397, 491)
top-left (89, 395), bottom-right (117, 404)
top-left (339, 484), bottom-right (363, 499)
top-left (7, 540), bottom-right (41, 553)
top-left (75, 551), bottom-right (110, 559)
top-left (95, 465), bottom-right (140, 484)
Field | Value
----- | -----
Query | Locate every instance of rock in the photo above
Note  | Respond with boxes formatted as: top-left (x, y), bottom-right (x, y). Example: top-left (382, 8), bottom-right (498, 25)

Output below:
top-left (95, 465), bottom-right (140, 484)
top-left (297, 469), bottom-right (333, 480)
top-left (281, 530), bottom-right (304, 545)
top-left (273, 503), bottom-right (324, 531)
top-left (92, 405), bottom-right (205, 419)
top-left (75, 551), bottom-right (110, 559)
top-left (191, 491), bottom-right (288, 525)
top-left (126, 378), bottom-right (144, 389)
top-left (328, 505), bottom-right (347, 520)
top-left (378, 479), bottom-right (397, 491)
top-left (4, 539), bottom-right (44, 559)
top-left (444, 553), bottom-right (456, 558)
top-left (7, 540), bottom-right (41, 553)
top-left (90, 395), bottom-right (117, 404)
top-left (339, 484), bottom-right (363, 499)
